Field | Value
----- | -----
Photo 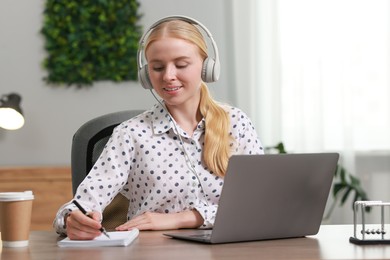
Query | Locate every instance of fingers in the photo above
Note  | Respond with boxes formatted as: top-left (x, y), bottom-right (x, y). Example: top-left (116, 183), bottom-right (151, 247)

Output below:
top-left (116, 210), bottom-right (204, 231)
top-left (66, 210), bottom-right (102, 240)
top-left (88, 211), bottom-right (102, 222)
top-left (116, 212), bottom-right (162, 231)
top-left (115, 211), bottom-right (179, 231)
top-left (116, 213), bottom-right (153, 231)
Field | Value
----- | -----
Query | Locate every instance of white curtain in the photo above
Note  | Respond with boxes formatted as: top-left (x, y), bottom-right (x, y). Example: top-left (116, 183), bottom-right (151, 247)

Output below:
top-left (244, 0), bottom-right (390, 172)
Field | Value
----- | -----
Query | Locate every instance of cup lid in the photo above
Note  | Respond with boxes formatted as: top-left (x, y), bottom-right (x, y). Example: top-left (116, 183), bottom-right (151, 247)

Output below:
top-left (0, 191), bottom-right (34, 201)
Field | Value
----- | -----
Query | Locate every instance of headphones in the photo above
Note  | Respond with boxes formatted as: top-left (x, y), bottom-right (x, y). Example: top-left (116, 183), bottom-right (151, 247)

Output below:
top-left (137, 15), bottom-right (221, 89)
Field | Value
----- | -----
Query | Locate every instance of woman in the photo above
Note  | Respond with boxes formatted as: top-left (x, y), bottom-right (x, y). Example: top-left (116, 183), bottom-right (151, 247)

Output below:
top-left (54, 16), bottom-right (263, 240)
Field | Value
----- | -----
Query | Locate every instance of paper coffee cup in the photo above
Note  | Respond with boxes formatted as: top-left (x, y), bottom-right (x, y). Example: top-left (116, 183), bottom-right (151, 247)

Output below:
top-left (0, 191), bottom-right (34, 247)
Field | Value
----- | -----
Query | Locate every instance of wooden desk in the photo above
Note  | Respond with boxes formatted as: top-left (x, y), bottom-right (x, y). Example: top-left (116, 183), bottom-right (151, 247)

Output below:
top-left (1, 225), bottom-right (390, 259)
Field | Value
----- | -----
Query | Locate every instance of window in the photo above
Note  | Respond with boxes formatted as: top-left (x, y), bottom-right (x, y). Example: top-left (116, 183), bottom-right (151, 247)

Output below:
top-left (254, 0), bottom-right (390, 153)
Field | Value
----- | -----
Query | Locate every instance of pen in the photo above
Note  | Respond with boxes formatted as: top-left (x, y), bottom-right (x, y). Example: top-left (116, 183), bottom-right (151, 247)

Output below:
top-left (72, 200), bottom-right (110, 239)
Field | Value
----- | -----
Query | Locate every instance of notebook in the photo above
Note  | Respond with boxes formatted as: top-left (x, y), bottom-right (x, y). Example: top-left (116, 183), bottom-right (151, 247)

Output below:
top-left (164, 153), bottom-right (339, 244)
top-left (57, 229), bottom-right (139, 248)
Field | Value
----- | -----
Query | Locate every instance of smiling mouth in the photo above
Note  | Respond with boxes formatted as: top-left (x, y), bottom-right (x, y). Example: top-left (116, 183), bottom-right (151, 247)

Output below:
top-left (163, 86), bottom-right (181, 91)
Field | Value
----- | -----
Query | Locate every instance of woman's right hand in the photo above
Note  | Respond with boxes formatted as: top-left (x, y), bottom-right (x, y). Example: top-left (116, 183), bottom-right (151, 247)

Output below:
top-left (65, 210), bottom-right (103, 240)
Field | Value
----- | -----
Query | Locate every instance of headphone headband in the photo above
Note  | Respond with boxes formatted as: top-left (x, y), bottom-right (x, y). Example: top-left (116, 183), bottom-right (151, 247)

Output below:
top-left (137, 15), bottom-right (221, 89)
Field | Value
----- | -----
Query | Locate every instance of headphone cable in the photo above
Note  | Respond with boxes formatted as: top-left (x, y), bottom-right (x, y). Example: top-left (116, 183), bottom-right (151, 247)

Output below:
top-left (149, 89), bottom-right (210, 206)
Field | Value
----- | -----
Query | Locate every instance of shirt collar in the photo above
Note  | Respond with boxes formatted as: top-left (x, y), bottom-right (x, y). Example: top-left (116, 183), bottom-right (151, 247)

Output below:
top-left (150, 102), bottom-right (206, 138)
top-left (151, 103), bottom-right (172, 136)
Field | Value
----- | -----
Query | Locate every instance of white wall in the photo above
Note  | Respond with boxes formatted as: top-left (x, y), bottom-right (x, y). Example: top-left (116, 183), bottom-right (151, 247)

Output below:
top-left (2, 1), bottom-right (379, 226)
top-left (0, 0), bottom-right (236, 166)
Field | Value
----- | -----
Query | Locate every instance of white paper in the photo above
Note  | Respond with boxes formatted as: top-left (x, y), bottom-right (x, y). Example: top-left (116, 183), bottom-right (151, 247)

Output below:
top-left (57, 229), bottom-right (139, 248)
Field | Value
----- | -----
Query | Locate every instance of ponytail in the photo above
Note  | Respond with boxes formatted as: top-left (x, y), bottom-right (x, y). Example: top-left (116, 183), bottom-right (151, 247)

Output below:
top-left (200, 83), bottom-right (233, 177)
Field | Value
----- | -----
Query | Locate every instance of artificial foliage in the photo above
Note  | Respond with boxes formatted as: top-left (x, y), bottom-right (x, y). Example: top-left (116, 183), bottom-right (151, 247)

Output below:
top-left (41, 0), bottom-right (142, 87)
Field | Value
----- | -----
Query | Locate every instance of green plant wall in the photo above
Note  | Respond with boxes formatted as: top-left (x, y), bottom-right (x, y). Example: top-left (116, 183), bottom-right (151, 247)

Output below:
top-left (41, 0), bottom-right (142, 87)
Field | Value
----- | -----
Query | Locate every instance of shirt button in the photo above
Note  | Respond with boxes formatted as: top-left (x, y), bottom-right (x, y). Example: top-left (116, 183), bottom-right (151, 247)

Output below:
top-left (192, 182), bottom-right (197, 187)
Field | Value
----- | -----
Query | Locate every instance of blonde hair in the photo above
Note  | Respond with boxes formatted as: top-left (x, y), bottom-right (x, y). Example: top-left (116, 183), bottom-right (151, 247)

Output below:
top-left (145, 19), bottom-right (233, 177)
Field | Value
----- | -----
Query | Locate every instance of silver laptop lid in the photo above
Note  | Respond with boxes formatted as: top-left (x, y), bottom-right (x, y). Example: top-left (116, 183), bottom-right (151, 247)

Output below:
top-left (210, 153), bottom-right (339, 243)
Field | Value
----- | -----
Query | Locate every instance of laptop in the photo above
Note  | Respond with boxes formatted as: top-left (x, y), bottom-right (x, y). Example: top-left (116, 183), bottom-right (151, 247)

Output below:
top-left (164, 153), bottom-right (339, 244)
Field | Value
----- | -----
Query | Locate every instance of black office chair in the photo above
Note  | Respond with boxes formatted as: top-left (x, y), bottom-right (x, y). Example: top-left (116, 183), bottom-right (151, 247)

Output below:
top-left (71, 110), bottom-right (144, 230)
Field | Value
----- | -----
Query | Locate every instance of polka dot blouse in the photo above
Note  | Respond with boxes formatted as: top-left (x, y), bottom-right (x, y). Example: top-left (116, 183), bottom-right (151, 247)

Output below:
top-left (54, 102), bottom-right (263, 235)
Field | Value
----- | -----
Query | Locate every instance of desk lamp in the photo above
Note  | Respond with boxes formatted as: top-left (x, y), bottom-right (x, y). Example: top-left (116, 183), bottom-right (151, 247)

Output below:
top-left (0, 93), bottom-right (25, 130)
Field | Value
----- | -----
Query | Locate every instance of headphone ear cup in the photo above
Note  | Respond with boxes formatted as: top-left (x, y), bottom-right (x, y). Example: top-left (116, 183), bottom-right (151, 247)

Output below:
top-left (138, 65), bottom-right (153, 89)
top-left (202, 58), bottom-right (220, 83)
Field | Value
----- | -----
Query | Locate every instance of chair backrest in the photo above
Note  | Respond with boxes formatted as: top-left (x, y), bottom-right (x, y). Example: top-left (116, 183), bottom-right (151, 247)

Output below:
top-left (71, 110), bottom-right (144, 194)
top-left (71, 110), bottom-right (144, 230)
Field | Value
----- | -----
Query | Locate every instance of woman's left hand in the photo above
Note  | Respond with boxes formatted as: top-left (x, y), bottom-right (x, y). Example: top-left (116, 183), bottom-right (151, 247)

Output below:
top-left (115, 209), bottom-right (204, 231)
